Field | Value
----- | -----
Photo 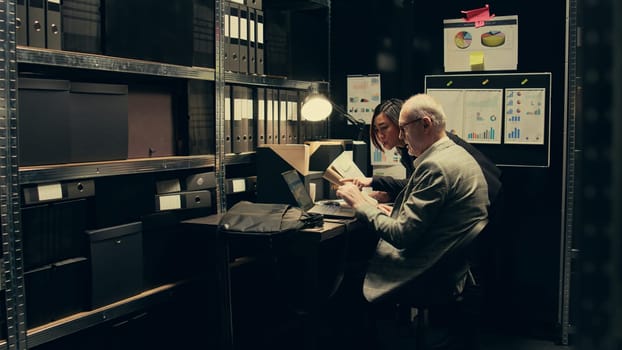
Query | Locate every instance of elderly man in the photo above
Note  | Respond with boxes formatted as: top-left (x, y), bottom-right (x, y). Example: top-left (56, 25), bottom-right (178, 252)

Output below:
top-left (337, 92), bottom-right (490, 304)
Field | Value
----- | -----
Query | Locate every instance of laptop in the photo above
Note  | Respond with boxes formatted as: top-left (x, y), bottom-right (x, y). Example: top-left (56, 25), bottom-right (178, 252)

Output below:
top-left (281, 169), bottom-right (356, 219)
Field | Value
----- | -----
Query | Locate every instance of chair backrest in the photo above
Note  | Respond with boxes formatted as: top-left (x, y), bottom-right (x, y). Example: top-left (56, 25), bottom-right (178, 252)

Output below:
top-left (400, 218), bottom-right (489, 307)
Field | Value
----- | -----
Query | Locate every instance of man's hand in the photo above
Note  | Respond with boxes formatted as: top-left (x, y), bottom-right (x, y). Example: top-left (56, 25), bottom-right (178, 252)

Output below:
top-left (336, 183), bottom-right (367, 209)
top-left (340, 177), bottom-right (373, 189)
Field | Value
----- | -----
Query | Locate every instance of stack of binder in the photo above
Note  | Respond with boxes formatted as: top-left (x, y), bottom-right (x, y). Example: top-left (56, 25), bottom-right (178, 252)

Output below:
top-left (224, 0), bottom-right (264, 74)
top-left (231, 85), bottom-right (254, 153)
top-left (18, 0), bottom-right (62, 49)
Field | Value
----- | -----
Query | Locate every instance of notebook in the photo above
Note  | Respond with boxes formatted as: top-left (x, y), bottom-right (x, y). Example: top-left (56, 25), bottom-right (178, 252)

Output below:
top-left (281, 169), bottom-right (356, 219)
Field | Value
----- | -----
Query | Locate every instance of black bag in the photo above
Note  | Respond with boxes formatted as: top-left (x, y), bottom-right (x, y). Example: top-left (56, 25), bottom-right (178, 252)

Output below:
top-left (218, 201), bottom-right (322, 234)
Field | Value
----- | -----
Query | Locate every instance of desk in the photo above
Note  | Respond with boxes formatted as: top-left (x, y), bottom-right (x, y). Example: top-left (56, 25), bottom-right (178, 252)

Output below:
top-left (181, 214), bottom-right (357, 350)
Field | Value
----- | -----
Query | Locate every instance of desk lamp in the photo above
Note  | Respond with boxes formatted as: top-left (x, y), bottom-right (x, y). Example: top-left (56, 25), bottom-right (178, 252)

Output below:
top-left (301, 93), bottom-right (367, 140)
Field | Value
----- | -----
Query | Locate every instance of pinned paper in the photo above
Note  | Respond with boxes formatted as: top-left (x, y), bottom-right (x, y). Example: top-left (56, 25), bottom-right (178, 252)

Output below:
top-left (461, 4), bottom-right (494, 28)
top-left (470, 51), bottom-right (485, 70)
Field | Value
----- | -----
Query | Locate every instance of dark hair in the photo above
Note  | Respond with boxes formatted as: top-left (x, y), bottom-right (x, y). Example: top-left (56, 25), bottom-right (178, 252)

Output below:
top-left (370, 98), bottom-right (403, 151)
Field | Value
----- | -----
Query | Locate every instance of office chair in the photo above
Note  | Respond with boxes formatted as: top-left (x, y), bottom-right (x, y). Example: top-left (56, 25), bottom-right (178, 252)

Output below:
top-left (393, 219), bottom-right (489, 350)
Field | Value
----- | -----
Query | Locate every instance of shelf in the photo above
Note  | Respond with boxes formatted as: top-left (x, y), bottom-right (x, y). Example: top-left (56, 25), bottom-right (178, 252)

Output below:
top-left (16, 47), bottom-right (328, 90)
top-left (19, 155), bottom-right (216, 185)
top-left (18, 153), bottom-right (263, 184)
top-left (26, 282), bottom-right (185, 348)
top-left (225, 71), bottom-right (328, 90)
top-left (17, 47), bottom-right (215, 81)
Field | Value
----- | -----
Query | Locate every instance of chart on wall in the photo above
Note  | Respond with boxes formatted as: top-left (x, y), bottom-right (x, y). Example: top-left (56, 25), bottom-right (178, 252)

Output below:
top-left (425, 73), bottom-right (551, 167)
top-left (347, 74), bottom-right (381, 125)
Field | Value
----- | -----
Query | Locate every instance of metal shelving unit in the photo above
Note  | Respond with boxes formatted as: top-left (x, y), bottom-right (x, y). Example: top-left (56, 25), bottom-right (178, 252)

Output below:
top-left (0, 0), bottom-right (332, 348)
top-left (25, 282), bottom-right (184, 348)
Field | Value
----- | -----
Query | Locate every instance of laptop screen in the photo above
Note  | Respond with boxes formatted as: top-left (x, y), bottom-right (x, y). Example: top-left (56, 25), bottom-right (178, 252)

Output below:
top-left (281, 169), bottom-right (314, 211)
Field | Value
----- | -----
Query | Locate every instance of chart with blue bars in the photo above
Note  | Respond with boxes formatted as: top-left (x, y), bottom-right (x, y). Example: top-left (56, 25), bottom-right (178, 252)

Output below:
top-left (504, 88), bottom-right (546, 145)
top-left (466, 127), bottom-right (496, 141)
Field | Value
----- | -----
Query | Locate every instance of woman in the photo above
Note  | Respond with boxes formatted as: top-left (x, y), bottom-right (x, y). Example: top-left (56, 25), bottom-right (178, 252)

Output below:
top-left (343, 98), bottom-right (413, 204)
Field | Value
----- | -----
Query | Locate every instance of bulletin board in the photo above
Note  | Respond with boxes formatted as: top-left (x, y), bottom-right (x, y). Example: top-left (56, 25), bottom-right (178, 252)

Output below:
top-left (425, 72), bottom-right (551, 167)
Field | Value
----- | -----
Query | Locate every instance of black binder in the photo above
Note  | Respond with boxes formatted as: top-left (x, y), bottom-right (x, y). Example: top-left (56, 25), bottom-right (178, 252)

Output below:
top-left (224, 85), bottom-right (233, 153)
top-left (225, 4), bottom-right (240, 72)
top-left (17, 0), bottom-right (27, 45)
top-left (248, 10), bottom-right (257, 74)
top-left (238, 4), bottom-right (249, 74)
top-left (256, 9), bottom-right (265, 75)
top-left (266, 88), bottom-right (276, 144)
top-left (278, 90), bottom-right (287, 144)
top-left (287, 90), bottom-right (300, 144)
top-left (257, 88), bottom-right (266, 145)
top-left (246, 0), bottom-right (262, 9)
top-left (61, 0), bottom-right (102, 54)
top-left (45, 0), bottom-right (61, 49)
top-left (232, 85), bottom-right (245, 153)
top-left (28, 0), bottom-right (46, 47)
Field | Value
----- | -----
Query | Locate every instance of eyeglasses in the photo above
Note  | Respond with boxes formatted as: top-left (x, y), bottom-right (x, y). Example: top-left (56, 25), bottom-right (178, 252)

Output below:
top-left (398, 118), bottom-right (422, 133)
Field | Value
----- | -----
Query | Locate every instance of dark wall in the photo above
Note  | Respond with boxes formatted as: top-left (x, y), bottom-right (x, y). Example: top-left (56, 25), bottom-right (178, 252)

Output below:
top-left (330, 0), bottom-right (568, 336)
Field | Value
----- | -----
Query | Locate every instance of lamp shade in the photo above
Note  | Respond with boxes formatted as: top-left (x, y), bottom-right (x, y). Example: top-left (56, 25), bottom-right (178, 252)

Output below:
top-left (301, 94), bottom-right (333, 121)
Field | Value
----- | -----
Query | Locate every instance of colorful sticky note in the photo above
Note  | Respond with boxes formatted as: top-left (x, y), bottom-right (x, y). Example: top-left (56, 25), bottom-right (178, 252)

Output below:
top-left (470, 51), bottom-right (485, 70)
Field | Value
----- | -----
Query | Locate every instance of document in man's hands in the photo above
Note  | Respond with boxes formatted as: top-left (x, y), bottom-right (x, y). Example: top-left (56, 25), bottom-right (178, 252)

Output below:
top-left (321, 152), bottom-right (378, 206)
top-left (322, 151), bottom-right (366, 186)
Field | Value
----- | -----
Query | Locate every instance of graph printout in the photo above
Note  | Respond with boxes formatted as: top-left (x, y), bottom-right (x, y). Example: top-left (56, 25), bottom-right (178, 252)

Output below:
top-left (428, 89), bottom-right (502, 144)
top-left (504, 88), bottom-right (546, 145)
top-left (463, 89), bottom-right (503, 144)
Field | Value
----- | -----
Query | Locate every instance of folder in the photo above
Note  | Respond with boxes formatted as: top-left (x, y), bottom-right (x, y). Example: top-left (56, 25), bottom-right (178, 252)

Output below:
top-left (46, 0), bottom-right (61, 49)
top-left (226, 4), bottom-right (240, 72)
top-left (224, 85), bottom-right (232, 154)
top-left (286, 90), bottom-right (299, 144)
top-left (238, 4), bottom-right (249, 74)
top-left (155, 190), bottom-right (212, 211)
top-left (185, 172), bottom-right (216, 191)
top-left (279, 90), bottom-right (287, 144)
top-left (28, 0), bottom-right (46, 47)
top-left (244, 89), bottom-right (254, 151)
top-left (17, 0), bottom-right (27, 45)
top-left (256, 9), bottom-right (265, 75)
top-left (246, 0), bottom-right (262, 9)
top-left (232, 85), bottom-right (244, 153)
top-left (266, 88), bottom-right (275, 144)
top-left (248, 10), bottom-right (256, 74)
top-left (257, 88), bottom-right (266, 145)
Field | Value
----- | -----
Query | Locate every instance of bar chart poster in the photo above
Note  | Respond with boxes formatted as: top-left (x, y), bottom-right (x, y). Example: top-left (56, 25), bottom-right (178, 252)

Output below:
top-left (503, 88), bottom-right (546, 145)
top-left (463, 89), bottom-right (503, 144)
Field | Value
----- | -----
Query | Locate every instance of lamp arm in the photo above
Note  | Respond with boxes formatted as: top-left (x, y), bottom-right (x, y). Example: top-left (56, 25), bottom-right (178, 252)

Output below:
top-left (331, 103), bottom-right (366, 129)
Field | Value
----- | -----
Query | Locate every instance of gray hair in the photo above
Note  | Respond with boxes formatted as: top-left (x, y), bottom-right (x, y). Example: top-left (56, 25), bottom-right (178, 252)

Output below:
top-left (401, 93), bottom-right (447, 129)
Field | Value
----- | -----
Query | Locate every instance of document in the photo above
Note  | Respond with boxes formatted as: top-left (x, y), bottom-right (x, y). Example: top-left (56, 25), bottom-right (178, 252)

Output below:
top-left (322, 151), bottom-right (378, 205)
top-left (323, 151), bottom-right (366, 186)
